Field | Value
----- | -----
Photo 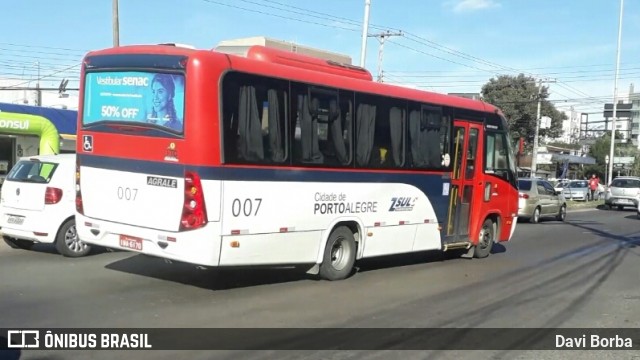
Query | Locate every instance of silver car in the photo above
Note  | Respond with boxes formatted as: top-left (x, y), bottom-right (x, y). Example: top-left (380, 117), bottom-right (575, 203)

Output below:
top-left (518, 178), bottom-right (567, 223)
top-left (562, 180), bottom-right (590, 201)
top-left (604, 176), bottom-right (640, 210)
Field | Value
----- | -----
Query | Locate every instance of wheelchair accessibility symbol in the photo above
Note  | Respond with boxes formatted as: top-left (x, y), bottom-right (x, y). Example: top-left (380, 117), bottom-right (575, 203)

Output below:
top-left (83, 135), bottom-right (93, 152)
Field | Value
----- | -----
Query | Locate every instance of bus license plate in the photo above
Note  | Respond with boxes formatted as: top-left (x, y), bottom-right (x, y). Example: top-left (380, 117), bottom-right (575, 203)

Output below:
top-left (7, 215), bottom-right (24, 225)
top-left (119, 235), bottom-right (143, 251)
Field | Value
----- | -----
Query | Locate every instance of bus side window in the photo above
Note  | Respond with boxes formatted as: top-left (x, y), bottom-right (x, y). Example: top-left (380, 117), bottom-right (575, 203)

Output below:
top-left (367, 101), bottom-right (406, 169)
top-left (221, 73), bottom-right (288, 165)
top-left (408, 104), bottom-right (446, 169)
top-left (292, 85), bottom-right (352, 167)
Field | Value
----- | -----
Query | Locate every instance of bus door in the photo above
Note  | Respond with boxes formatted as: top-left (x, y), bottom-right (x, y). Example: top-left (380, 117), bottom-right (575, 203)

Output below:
top-left (444, 121), bottom-right (482, 244)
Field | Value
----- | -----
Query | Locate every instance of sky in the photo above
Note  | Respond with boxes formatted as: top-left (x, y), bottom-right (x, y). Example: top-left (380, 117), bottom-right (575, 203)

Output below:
top-left (1, 0), bottom-right (639, 120)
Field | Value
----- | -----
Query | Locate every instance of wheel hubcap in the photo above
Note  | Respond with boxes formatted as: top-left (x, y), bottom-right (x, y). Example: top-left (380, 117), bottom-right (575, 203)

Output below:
top-left (330, 238), bottom-right (349, 271)
top-left (478, 225), bottom-right (491, 249)
top-left (64, 225), bottom-right (86, 253)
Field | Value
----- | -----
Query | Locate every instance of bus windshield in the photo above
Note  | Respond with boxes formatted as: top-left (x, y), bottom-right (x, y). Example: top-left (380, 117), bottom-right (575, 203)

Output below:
top-left (82, 71), bottom-right (185, 133)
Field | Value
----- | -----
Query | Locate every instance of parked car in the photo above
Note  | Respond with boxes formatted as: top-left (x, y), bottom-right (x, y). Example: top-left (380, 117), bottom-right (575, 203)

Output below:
top-left (552, 179), bottom-right (570, 193)
top-left (562, 180), bottom-right (592, 201)
top-left (518, 178), bottom-right (567, 223)
top-left (0, 154), bottom-right (91, 257)
top-left (604, 176), bottom-right (640, 210)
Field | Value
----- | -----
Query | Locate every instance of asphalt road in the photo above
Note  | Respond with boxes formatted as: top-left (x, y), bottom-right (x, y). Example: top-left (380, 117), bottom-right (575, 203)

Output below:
top-left (2, 208), bottom-right (640, 360)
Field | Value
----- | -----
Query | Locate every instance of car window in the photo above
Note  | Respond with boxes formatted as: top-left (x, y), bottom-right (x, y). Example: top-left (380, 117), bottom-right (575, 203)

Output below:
top-left (542, 181), bottom-right (555, 193)
top-left (536, 182), bottom-right (546, 194)
top-left (5, 160), bottom-right (59, 184)
top-left (568, 181), bottom-right (588, 188)
top-left (611, 179), bottom-right (640, 188)
top-left (518, 180), bottom-right (532, 191)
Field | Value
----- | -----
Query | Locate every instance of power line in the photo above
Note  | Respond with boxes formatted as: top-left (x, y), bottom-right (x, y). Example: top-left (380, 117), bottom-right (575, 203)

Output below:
top-left (0, 63), bottom-right (81, 89)
top-left (369, 30), bottom-right (403, 82)
top-left (0, 42), bottom-right (88, 53)
top-left (203, 0), bottom-right (606, 103)
top-left (201, 0), bottom-right (361, 32)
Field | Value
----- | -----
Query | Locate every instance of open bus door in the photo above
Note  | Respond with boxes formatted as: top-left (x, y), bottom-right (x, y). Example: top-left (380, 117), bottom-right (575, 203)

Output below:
top-left (443, 120), bottom-right (483, 250)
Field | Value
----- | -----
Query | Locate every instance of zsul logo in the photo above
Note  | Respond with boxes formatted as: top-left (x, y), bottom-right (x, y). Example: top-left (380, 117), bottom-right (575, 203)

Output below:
top-left (389, 197), bottom-right (417, 212)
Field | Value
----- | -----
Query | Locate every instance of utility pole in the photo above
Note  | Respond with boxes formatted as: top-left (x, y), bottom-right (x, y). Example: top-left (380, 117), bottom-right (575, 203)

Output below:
top-left (113, 0), bottom-right (120, 47)
top-left (608, 0), bottom-right (624, 186)
top-left (359, 0), bottom-right (371, 68)
top-left (530, 77), bottom-right (556, 177)
top-left (368, 30), bottom-right (403, 82)
top-left (35, 61), bottom-right (41, 106)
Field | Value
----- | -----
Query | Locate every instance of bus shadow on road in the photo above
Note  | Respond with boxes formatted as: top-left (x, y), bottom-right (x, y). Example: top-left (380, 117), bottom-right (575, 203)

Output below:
top-left (355, 243), bottom-right (507, 274)
top-left (104, 254), bottom-right (316, 290)
top-left (103, 244), bottom-right (508, 290)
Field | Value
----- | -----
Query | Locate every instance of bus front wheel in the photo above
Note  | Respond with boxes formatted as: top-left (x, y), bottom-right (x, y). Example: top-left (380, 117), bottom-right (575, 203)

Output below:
top-left (319, 226), bottom-right (356, 281)
top-left (474, 219), bottom-right (495, 259)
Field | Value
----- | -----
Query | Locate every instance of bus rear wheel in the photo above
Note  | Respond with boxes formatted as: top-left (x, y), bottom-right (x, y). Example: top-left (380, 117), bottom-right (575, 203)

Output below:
top-left (319, 226), bottom-right (356, 281)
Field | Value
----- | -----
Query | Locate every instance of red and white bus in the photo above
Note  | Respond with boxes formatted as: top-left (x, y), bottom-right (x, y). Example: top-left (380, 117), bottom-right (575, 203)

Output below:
top-left (75, 44), bottom-right (519, 281)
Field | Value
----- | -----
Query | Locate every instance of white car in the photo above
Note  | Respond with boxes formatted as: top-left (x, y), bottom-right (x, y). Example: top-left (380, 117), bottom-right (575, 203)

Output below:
top-left (0, 154), bottom-right (91, 257)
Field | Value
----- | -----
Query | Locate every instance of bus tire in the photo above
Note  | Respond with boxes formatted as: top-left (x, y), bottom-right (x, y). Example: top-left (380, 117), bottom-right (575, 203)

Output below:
top-left (474, 219), bottom-right (494, 259)
top-left (55, 219), bottom-right (91, 257)
top-left (319, 226), bottom-right (356, 281)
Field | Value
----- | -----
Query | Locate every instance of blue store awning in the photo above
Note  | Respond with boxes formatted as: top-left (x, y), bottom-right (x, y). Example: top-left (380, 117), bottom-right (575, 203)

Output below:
top-left (551, 153), bottom-right (596, 165)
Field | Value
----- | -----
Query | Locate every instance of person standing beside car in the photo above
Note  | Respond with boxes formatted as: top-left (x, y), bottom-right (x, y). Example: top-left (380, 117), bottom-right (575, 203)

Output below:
top-left (589, 174), bottom-right (599, 201)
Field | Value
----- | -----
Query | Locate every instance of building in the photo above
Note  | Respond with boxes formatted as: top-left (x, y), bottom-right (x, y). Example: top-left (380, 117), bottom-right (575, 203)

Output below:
top-left (603, 101), bottom-right (632, 141)
top-left (629, 83), bottom-right (640, 147)
top-left (596, 83), bottom-right (640, 147)
top-left (554, 107), bottom-right (581, 144)
top-left (215, 36), bottom-right (353, 65)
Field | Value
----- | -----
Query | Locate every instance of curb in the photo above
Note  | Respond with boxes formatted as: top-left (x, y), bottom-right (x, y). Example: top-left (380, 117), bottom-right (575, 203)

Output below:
top-left (566, 207), bottom-right (600, 213)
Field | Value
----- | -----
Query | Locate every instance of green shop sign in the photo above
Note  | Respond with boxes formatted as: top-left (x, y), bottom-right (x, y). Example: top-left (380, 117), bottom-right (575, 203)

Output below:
top-left (0, 111), bottom-right (60, 155)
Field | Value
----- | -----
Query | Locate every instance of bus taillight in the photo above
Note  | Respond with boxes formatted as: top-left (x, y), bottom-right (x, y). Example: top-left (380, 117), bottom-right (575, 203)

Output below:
top-left (180, 171), bottom-right (208, 231)
top-left (75, 162), bottom-right (84, 214)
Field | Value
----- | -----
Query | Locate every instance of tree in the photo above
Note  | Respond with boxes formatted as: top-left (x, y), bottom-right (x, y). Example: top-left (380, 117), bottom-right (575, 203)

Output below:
top-left (589, 133), bottom-right (640, 177)
top-left (588, 133), bottom-right (612, 165)
top-left (480, 74), bottom-right (564, 146)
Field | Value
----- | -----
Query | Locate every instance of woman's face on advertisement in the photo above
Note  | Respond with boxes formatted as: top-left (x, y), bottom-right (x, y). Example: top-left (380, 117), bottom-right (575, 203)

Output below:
top-left (152, 81), bottom-right (170, 112)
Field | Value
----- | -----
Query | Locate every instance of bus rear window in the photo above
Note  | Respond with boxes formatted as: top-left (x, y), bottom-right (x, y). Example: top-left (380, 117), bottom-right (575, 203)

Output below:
top-left (83, 71), bottom-right (185, 133)
top-left (7, 160), bottom-right (58, 184)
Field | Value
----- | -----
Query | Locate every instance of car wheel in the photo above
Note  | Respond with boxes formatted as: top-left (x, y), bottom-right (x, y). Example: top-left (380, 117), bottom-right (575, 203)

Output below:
top-left (557, 205), bottom-right (567, 222)
top-left (3, 236), bottom-right (34, 250)
top-left (319, 226), bottom-right (356, 281)
top-left (529, 207), bottom-right (541, 224)
top-left (474, 218), bottom-right (494, 259)
top-left (55, 219), bottom-right (91, 257)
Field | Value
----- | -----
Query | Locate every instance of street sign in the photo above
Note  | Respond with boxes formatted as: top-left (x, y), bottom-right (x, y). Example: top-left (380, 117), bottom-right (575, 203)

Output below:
top-left (613, 157), bottom-right (634, 165)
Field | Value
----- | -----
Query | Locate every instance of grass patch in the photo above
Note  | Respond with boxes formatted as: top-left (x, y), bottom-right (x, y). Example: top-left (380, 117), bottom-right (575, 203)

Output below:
top-left (565, 199), bottom-right (604, 209)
